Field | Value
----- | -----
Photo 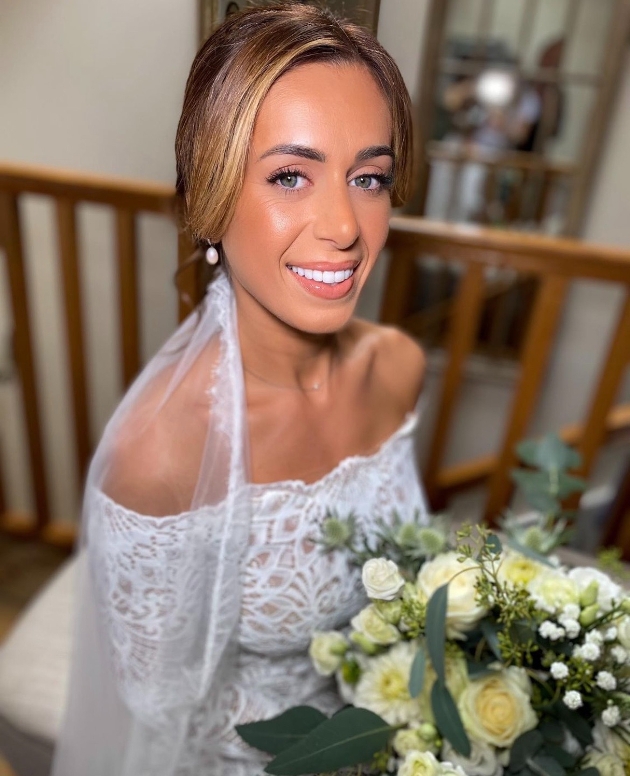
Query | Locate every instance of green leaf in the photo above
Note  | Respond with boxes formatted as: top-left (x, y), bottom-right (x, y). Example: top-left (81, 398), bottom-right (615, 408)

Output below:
top-left (507, 538), bottom-right (554, 567)
top-left (509, 730), bottom-right (544, 771)
top-left (465, 656), bottom-right (496, 679)
top-left (426, 583), bottom-right (448, 684)
top-left (554, 704), bottom-right (593, 747)
top-left (408, 645), bottom-right (426, 698)
top-left (539, 718), bottom-right (564, 745)
top-left (236, 706), bottom-right (327, 755)
top-left (573, 769), bottom-right (599, 776)
top-left (541, 744), bottom-right (575, 769)
top-left (485, 533), bottom-right (503, 555)
top-left (480, 619), bottom-right (503, 662)
top-left (516, 434), bottom-right (581, 473)
top-left (511, 470), bottom-right (561, 513)
top-left (264, 707), bottom-right (392, 775)
top-left (431, 680), bottom-right (470, 757)
top-left (556, 472), bottom-right (586, 498)
top-left (529, 754), bottom-right (566, 776)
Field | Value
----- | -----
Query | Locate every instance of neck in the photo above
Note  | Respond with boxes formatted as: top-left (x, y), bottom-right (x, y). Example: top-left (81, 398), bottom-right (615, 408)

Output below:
top-left (233, 283), bottom-right (339, 392)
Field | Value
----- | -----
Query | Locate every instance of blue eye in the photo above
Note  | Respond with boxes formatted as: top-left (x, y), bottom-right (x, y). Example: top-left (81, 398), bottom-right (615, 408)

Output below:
top-left (354, 175), bottom-right (376, 190)
top-left (277, 173), bottom-right (300, 188)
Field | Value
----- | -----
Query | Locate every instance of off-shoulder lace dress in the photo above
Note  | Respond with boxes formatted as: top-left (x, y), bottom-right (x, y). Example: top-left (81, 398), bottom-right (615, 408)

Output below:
top-left (91, 411), bottom-right (426, 776)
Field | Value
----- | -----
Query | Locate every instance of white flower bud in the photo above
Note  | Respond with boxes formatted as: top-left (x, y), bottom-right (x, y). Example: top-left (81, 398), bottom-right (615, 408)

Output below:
top-left (550, 662), bottom-right (569, 680)
top-left (596, 671), bottom-right (617, 691)
top-left (602, 705), bottom-right (621, 728)
top-left (361, 558), bottom-right (404, 601)
top-left (563, 690), bottom-right (583, 710)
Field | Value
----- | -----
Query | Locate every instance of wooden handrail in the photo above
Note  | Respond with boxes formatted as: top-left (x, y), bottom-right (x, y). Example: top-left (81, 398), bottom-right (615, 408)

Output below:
top-left (426, 142), bottom-right (577, 177)
top-left (0, 162), bottom-right (184, 548)
top-left (383, 216), bottom-right (630, 525)
top-left (0, 161), bottom-right (175, 212)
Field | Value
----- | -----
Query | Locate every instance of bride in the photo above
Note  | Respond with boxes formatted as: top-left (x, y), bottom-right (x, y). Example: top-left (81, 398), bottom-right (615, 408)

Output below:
top-left (52, 4), bottom-right (428, 775)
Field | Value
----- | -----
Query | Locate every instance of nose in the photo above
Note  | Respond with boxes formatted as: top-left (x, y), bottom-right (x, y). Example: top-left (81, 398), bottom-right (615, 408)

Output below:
top-left (312, 179), bottom-right (360, 250)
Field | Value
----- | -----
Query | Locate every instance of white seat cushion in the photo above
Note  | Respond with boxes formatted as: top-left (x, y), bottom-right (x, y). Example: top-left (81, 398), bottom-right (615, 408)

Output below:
top-left (0, 555), bottom-right (76, 742)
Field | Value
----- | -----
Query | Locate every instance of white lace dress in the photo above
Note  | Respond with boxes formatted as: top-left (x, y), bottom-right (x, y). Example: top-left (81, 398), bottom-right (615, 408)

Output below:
top-left (91, 410), bottom-right (426, 776)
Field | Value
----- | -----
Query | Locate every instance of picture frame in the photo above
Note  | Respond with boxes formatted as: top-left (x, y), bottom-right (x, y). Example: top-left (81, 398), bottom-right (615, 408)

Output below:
top-left (199, 0), bottom-right (381, 44)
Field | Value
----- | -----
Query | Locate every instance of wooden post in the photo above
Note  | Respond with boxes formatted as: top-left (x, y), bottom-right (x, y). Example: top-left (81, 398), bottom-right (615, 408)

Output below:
top-left (0, 191), bottom-right (50, 531)
top-left (116, 208), bottom-right (140, 387)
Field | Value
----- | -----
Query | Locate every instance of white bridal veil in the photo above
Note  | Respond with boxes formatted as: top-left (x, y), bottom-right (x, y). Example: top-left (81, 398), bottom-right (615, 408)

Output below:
top-left (52, 270), bottom-right (252, 775)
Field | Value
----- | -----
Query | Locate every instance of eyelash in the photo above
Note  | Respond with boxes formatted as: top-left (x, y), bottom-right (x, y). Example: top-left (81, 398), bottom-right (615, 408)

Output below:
top-left (266, 166), bottom-right (394, 195)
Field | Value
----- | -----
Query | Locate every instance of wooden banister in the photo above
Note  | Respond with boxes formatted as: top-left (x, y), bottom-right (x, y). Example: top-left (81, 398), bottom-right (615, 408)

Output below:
top-left (383, 217), bottom-right (630, 525)
top-left (484, 275), bottom-right (568, 522)
top-left (56, 198), bottom-right (91, 484)
top-left (425, 263), bottom-right (485, 508)
top-left (115, 208), bottom-right (141, 388)
top-left (0, 162), bottom-right (182, 547)
top-left (0, 190), bottom-right (50, 530)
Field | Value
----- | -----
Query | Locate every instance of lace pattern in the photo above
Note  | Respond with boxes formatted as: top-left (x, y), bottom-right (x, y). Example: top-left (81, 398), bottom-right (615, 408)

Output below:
top-left (90, 410), bottom-right (426, 775)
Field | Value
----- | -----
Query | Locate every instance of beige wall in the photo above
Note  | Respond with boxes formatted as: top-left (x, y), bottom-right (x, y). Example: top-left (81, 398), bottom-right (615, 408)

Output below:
top-left (1, 0), bottom-right (629, 523)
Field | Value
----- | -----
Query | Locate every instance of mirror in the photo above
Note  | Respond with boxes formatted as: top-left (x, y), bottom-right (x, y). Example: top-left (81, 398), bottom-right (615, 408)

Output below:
top-left (414, 0), bottom-right (626, 236)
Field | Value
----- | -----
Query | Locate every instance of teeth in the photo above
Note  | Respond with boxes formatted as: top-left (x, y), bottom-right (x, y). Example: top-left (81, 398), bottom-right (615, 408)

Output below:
top-left (289, 266), bottom-right (355, 284)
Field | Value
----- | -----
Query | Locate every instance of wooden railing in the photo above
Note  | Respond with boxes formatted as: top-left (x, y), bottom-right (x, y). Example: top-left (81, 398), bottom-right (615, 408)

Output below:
top-left (0, 162), bottom-right (195, 548)
top-left (382, 217), bottom-right (630, 524)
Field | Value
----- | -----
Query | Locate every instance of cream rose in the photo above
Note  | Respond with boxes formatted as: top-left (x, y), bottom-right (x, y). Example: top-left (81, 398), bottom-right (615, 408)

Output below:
top-left (417, 552), bottom-right (487, 639)
top-left (497, 550), bottom-right (546, 589)
top-left (362, 558), bottom-right (405, 600)
top-left (458, 667), bottom-right (537, 748)
top-left (594, 720), bottom-right (630, 762)
top-left (308, 631), bottom-right (348, 676)
top-left (442, 739), bottom-right (503, 776)
top-left (527, 570), bottom-right (579, 614)
top-left (351, 605), bottom-right (401, 646)
top-left (583, 751), bottom-right (626, 776)
top-left (398, 750), bottom-right (440, 776)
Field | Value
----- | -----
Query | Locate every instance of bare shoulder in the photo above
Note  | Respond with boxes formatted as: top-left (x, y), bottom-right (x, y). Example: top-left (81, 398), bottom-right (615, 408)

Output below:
top-left (100, 352), bottom-right (213, 516)
top-left (346, 319), bottom-right (426, 412)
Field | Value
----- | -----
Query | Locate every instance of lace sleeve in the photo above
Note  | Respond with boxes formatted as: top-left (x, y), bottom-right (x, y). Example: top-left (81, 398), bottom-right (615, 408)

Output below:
top-left (88, 490), bottom-right (223, 728)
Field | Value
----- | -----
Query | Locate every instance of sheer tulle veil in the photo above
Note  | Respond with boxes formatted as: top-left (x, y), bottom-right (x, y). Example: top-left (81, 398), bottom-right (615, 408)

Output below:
top-left (52, 270), bottom-right (253, 775)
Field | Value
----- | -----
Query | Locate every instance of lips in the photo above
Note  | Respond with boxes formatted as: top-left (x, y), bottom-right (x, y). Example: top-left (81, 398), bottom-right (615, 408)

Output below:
top-left (286, 263), bottom-right (357, 300)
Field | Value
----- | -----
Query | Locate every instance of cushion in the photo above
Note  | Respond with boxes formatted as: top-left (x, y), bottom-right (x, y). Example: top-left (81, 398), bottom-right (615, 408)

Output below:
top-left (0, 555), bottom-right (76, 742)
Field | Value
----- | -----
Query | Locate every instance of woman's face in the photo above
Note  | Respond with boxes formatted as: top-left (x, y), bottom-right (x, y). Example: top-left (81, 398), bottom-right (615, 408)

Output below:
top-left (221, 62), bottom-right (394, 334)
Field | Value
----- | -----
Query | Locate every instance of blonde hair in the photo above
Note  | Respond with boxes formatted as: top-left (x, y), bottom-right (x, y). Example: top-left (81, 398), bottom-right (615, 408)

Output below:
top-left (175, 2), bottom-right (414, 247)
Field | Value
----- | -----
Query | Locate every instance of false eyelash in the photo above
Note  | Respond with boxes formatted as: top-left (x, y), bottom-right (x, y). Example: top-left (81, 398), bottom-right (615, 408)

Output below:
top-left (266, 166), bottom-right (308, 185)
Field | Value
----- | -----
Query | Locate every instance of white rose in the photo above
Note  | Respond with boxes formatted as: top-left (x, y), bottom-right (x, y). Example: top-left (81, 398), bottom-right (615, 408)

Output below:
top-left (417, 552), bottom-right (487, 639)
top-left (398, 750), bottom-right (440, 776)
top-left (583, 751), bottom-right (626, 776)
top-left (442, 739), bottom-right (503, 776)
top-left (616, 616), bottom-right (630, 650)
top-left (528, 570), bottom-right (579, 614)
top-left (351, 605), bottom-right (401, 646)
top-left (308, 631), bottom-right (348, 676)
top-left (458, 667), bottom-right (538, 748)
top-left (439, 763), bottom-right (467, 776)
top-left (393, 725), bottom-right (439, 757)
top-left (594, 720), bottom-right (630, 761)
top-left (362, 558), bottom-right (405, 600)
top-left (568, 567), bottom-right (622, 612)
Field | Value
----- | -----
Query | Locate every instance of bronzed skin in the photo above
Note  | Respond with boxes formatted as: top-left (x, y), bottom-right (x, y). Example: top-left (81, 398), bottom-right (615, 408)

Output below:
top-left (221, 62), bottom-right (425, 485)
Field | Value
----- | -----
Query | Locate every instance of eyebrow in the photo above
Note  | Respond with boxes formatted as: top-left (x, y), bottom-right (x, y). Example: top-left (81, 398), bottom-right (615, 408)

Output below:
top-left (258, 144), bottom-right (395, 164)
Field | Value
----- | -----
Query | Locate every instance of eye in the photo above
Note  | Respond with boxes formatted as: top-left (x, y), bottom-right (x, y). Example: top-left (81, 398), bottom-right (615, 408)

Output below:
top-left (267, 168), bottom-right (309, 190)
top-left (350, 173), bottom-right (393, 192)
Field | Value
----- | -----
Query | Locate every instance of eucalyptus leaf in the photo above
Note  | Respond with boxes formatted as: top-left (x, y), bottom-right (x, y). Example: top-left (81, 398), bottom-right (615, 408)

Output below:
top-left (556, 472), bottom-right (586, 498)
top-left (431, 681), bottom-right (470, 757)
top-left (264, 707), bottom-right (391, 775)
top-left (554, 704), bottom-right (593, 746)
top-left (484, 533), bottom-right (502, 555)
top-left (409, 645), bottom-right (426, 699)
top-left (509, 730), bottom-right (544, 771)
top-left (426, 584), bottom-right (448, 683)
top-left (236, 706), bottom-right (328, 755)
top-left (539, 718), bottom-right (564, 745)
top-left (536, 434), bottom-right (582, 472)
top-left (529, 754), bottom-right (566, 776)
top-left (480, 619), bottom-right (503, 662)
top-left (541, 744), bottom-right (575, 769)
top-left (573, 769), bottom-right (600, 776)
top-left (507, 538), bottom-right (555, 567)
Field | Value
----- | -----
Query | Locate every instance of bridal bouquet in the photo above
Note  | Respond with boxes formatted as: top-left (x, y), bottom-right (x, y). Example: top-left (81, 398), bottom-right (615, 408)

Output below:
top-left (237, 437), bottom-right (630, 776)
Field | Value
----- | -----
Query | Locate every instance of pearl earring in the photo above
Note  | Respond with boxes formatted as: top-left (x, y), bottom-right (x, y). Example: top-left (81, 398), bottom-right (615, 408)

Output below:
top-left (205, 244), bottom-right (219, 265)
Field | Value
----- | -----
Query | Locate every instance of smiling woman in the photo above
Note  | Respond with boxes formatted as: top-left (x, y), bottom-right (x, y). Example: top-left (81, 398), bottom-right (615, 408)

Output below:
top-left (51, 5), bottom-right (428, 776)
